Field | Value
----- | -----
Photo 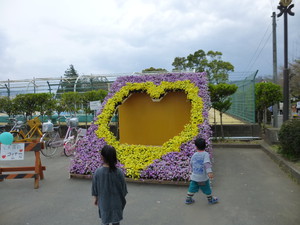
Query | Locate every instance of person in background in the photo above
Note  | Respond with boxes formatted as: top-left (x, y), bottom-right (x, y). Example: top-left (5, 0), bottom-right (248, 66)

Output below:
top-left (92, 145), bottom-right (127, 225)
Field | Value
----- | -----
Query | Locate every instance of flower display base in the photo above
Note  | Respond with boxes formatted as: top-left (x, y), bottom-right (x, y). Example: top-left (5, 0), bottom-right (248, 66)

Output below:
top-left (69, 173), bottom-right (189, 186)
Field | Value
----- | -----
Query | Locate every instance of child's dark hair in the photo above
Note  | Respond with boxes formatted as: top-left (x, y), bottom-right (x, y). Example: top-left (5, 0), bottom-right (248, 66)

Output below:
top-left (101, 145), bottom-right (117, 171)
top-left (194, 137), bottom-right (206, 150)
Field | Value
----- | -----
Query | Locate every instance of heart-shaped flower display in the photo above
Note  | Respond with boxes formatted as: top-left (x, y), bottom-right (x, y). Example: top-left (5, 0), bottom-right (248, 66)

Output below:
top-left (69, 73), bottom-right (212, 180)
top-left (95, 80), bottom-right (205, 178)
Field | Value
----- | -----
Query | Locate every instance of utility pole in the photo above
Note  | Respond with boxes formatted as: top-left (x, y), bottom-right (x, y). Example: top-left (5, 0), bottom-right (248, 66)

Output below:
top-left (272, 12), bottom-right (279, 127)
top-left (277, 0), bottom-right (295, 122)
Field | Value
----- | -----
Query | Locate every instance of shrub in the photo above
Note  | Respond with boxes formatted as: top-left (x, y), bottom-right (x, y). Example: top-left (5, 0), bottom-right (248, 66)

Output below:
top-left (278, 119), bottom-right (300, 160)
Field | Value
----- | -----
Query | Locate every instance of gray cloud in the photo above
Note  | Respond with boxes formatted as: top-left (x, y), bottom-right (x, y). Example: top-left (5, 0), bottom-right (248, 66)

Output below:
top-left (0, 0), bottom-right (299, 80)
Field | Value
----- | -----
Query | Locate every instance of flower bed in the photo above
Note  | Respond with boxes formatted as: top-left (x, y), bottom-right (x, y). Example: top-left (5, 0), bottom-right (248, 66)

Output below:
top-left (69, 73), bottom-right (212, 181)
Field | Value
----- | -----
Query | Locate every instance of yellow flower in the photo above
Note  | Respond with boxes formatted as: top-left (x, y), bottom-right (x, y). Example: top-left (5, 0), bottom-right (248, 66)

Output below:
top-left (96, 80), bottom-right (205, 178)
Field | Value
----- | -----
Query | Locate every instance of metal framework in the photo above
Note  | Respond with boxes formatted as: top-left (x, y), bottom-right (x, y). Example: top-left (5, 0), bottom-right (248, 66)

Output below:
top-left (0, 74), bottom-right (120, 98)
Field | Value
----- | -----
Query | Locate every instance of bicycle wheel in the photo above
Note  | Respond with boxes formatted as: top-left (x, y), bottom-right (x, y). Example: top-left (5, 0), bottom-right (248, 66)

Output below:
top-left (10, 131), bottom-right (25, 142)
top-left (64, 138), bottom-right (75, 157)
top-left (40, 131), bottom-right (59, 157)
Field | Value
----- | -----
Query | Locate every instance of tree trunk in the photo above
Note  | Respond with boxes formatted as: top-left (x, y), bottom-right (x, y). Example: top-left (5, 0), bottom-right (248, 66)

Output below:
top-left (214, 108), bottom-right (217, 138)
top-left (220, 112), bottom-right (224, 139)
top-left (257, 110), bottom-right (261, 127)
top-left (263, 107), bottom-right (267, 125)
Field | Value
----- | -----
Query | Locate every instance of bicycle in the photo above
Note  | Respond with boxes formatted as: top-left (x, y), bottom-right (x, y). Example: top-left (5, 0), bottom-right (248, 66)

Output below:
top-left (40, 117), bottom-right (64, 157)
top-left (9, 117), bottom-right (43, 142)
top-left (64, 127), bottom-right (86, 157)
top-left (0, 123), bottom-right (7, 134)
top-left (40, 116), bottom-right (80, 157)
top-left (63, 117), bottom-right (86, 157)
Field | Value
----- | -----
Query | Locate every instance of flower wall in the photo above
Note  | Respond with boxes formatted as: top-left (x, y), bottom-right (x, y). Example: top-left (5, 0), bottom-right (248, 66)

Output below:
top-left (70, 73), bottom-right (212, 181)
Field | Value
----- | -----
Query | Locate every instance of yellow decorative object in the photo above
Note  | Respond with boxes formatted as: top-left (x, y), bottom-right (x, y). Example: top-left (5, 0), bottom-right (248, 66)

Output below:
top-left (95, 80), bottom-right (204, 178)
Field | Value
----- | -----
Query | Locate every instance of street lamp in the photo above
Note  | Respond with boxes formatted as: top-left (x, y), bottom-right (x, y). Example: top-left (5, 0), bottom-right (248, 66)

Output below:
top-left (277, 0), bottom-right (295, 122)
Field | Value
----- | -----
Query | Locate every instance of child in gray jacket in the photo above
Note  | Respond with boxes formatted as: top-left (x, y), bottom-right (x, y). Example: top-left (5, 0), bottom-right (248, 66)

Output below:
top-left (92, 145), bottom-right (128, 225)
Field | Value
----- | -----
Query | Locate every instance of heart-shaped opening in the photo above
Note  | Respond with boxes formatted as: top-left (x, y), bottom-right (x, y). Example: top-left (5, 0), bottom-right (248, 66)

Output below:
top-left (118, 91), bottom-right (191, 146)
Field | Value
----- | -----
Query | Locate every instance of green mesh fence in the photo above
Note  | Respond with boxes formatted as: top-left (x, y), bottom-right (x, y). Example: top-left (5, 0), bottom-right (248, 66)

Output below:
top-left (226, 71), bottom-right (258, 123)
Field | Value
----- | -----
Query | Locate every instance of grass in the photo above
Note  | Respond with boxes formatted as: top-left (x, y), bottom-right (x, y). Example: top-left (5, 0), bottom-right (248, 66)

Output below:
top-left (271, 144), bottom-right (300, 171)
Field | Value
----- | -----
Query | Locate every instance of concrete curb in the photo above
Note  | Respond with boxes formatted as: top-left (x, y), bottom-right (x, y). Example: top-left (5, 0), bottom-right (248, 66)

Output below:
top-left (70, 142), bottom-right (300, 185)
top-left (212, 143), bottom-right (261, 149)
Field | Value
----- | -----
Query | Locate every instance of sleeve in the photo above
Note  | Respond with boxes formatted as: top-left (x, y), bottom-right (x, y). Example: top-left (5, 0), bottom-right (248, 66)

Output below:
top-left (190, 154), bottom-right (194, 170)
top-left (204, 153), bottom-right (212, 173)
top-left (119, 169), bottom-right (128, 196)
top-left (91, 172), bottom-right (98, 197)
top-left (118, 169), bottom-right (128, 210)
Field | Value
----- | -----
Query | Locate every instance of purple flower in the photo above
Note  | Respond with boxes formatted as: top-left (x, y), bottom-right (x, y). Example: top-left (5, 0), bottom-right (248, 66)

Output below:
top-left (70, 73), bottom-right (212, 180)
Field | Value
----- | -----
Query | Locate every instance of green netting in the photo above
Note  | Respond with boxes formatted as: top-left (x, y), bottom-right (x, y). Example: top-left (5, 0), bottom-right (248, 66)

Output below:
top-left (226, 71), bottom-right (258, 123)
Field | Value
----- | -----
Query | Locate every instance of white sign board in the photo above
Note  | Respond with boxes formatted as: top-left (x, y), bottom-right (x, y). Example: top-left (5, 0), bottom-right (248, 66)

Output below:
top-left (0, 143), bottom-right (25, 160)
top-left (279, 102), bottom-right (283, 110)
top-left (297, 101), bottom-right (300, 109)
top-left (89, 101), bottom-right (101, 111)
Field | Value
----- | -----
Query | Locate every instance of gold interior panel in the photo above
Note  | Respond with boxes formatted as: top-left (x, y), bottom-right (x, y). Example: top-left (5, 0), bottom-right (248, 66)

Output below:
top-left (118, 91), bottom-right (191, 146)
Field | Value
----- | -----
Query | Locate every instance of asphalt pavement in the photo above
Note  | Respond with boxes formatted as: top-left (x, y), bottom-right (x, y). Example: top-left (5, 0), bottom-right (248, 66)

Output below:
top-left (0, 146), bottom-right (300, 225)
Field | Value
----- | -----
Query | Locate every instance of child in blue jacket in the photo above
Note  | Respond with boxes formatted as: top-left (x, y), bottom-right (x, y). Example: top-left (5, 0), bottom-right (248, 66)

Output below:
top-left (185, 138), bottom-right (218, 204)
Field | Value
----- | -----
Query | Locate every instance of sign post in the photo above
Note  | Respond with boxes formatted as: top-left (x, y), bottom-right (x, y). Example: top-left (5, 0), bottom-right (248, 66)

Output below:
top-left (89, 100), bottom-right (102, 118)
top-left (0, 142), bottom-right (45, 189)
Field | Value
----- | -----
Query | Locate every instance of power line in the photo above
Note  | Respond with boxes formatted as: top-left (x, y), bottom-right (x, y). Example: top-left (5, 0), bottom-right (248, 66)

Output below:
top-left (248, 32), bottom-right (272, 72)
top-left (244, 21), bottom-right (272, 74)
top-left (245, 22), bottom-right (271, 70)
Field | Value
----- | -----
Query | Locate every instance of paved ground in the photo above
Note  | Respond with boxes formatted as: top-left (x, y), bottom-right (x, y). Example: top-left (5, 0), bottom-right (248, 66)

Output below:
top-left (1, 146), bottom-right (300, 225)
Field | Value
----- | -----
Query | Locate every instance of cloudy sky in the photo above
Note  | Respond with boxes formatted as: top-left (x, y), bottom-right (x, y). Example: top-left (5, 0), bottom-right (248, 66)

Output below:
top-left (0, 0), bottom-right (299, 81)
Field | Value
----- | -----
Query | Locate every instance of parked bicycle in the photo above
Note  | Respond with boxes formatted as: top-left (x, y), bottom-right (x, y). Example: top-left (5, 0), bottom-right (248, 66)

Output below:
top-left (9, 117), bottom-right (43, 142)
top-left (40, 117), bottom-right (64, 157)
top-left (40, 116), bottom-right (85, 157)
top-left (64, 127), bottom-right (86, 157)
top-left (63, 117), bottom-right (86, 157)
top-left (0, 123), bottom-right (7, 134)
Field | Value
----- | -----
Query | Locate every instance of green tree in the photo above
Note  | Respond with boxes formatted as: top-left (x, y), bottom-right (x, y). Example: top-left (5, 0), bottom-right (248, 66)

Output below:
top-left (209, 83), bottom-right (238, 139)
top-left (12, 94), bottom-right (38, 118)
top-left (142, 67), bottom-right (168, 73)
top-left (255, 82), bottom-right (282, 125)
top-left (186, 49), bottom-right (207, 72)
top-left (290, 58), bottom-right (300, 100)
top-left (81, 89), bottom-right (108, 114)
top-left (278, 58), bottom-right (300, 100)
top-left (9, 93), bottom-right (57, 120)
top-left (0, 97), bottom-right (14, 117)
top-left (60, 92), bottom-right (82, 114)
top-left (206, 51), bottom-right (234, 84)
top-left (57, 65), bottom-right (80, 94)
top-left (171, 49), bottom-right (234, 83)
top-left (172, 57), bottom-right (187, 71)
top-left (34, 93), bottom-right (57, 119)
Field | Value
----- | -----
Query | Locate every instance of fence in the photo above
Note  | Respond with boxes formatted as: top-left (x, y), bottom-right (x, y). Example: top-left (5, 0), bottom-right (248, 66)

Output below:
top-left (227, 71), bottom-right (258, 123)
top-left (1, 72), bottom-right (259, 124)
top-left (0, 74), bottom-right (116, 98)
